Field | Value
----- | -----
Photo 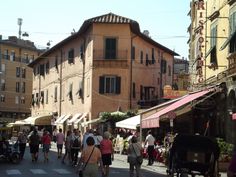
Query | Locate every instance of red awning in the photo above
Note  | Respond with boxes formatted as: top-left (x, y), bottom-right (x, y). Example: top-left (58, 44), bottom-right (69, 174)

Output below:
top-left (141, 90), bottom-right (211, 128)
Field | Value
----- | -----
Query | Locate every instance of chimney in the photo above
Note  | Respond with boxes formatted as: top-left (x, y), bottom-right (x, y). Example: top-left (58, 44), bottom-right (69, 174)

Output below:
top-left (143, 30), bottom-right (150, 37)
top-left (8, 36), bottom-right (18, 42)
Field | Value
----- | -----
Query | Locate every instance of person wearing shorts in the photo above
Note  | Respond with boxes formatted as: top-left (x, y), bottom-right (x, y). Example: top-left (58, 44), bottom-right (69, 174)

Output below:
top-left (100, 131), bottom-right (114, 177)
top-left (41, 130), bottom-right (51, 162)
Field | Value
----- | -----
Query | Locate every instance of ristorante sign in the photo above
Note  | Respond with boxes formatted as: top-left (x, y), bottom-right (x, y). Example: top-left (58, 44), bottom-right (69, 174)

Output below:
top-left (195, 0), bottom-right (205, 83)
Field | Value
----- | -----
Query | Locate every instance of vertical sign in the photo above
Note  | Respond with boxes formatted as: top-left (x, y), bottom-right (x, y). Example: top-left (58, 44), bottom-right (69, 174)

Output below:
top-left (195, 0), bottom-right (206, 83)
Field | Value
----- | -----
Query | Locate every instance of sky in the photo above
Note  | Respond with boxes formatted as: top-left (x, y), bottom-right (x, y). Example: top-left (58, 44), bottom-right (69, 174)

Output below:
top-left (0, 0), bottom-right (190, 59)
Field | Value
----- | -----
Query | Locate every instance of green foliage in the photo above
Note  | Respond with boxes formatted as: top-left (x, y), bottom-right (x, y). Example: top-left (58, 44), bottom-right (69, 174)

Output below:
top-left (216, 138), bottom-right (234, 160)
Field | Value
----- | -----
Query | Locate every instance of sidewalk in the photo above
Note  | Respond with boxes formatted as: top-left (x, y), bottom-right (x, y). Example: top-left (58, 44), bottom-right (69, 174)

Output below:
top-left (114, 153), bottom-right (167, 175)
top-left (114, 153), bottom-right (228, 177)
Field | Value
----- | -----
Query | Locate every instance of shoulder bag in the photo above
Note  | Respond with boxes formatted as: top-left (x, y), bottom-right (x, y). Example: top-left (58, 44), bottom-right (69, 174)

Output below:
top-left (79, 146), bottom-right (95, 177)
top-left (132, 144), bottom-right (143, 165)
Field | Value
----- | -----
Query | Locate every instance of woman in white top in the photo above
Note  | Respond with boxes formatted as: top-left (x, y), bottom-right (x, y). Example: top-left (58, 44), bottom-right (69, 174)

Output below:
top-left (127, 136), bottom-right (142, 177)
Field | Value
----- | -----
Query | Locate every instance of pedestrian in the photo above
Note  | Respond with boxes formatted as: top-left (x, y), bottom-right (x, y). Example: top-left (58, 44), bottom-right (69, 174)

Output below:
top-left (100, 131), bottom-right (114, 177)
top-left (56, 128), bottom-right (65, 158)
top-left (94, 131), bottom-right (103, 149)
top-left (77, 136), bottom-right (104, 177)
top-left (41, 130), bottom-right (51, 162)
top-left (82, 129), bottom-right (97, 149)
top-left (52, 128), bottom-right (57, 143)
top-left (28, 129), bottom-right (40, 162)
top-left (62, 130), bottom-right (72, 164)
top-left (144, 130), bottom-right (155, 165)
top-left (17, 130), bottom-right (27, 160)
top-left (127, 136), bottom-right (143, 177)
top-left (71, 129), bottom-right (81, 166)
top-left (227, 146), bottom-right (236, 177)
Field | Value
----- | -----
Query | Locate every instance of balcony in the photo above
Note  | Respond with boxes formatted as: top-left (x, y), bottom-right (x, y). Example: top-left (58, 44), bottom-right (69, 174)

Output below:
top-left (227, 52), bottom-right (236, 76)
top-left (137, 99), bottom-right (159, 109)
top-left (93, 49), bottom-right (128, 68)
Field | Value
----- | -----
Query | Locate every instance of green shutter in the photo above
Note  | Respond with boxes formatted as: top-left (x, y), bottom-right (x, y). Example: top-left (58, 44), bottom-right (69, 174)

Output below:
top-left (116, 76), bottom-right (121, 94)
top-left (99, 76), bottom-right (105, 94)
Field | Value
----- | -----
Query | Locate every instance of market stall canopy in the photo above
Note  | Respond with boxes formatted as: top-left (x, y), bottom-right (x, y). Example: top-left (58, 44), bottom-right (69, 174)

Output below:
top-left (81, 118), bottom-right (100, 127)
top-left (26, 115), bottom-right (52, 125)
top-left (116, 115), bottom-right (140, 129)
top-left (74, 113), bottom-right (87, 124)
top-left (57, 114), bottom-right (71, 124)
top-left (142, 89), bottom-right (214, 128)
top-left (55, 115), bottom-right (66, 124)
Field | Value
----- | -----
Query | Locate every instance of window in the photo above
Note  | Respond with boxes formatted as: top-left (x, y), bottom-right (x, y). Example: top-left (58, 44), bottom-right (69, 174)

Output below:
top-left (68, 83), bottom-right (73, 100)
top-left (68, 49), bottom-right (74, 64)
top-left (15, 96), bottom-right (19, 104)
top-left (131, 46), bottom-right (135, 60)
top-left (22, 68), bottom-right (26, 78)
top-left (54, 86), bottom-right (58, 102)
top-left (140, 51), bottom-right (143, 64)
top-left (16, 67), bottom-right (21, 77)
top-left (161, 59), bottom-right (167, 73)
top-left (145, 54), bottom-right (149, 66)
top-left (22, 53), bottom-right (29, 63)
top-left (46, 61), bottom-right (49, 74)
top-left (1, 64), bottom-right (5, 73)
top-left (140, 85), bottom-right (143, 100)
top-left (40, 91), bottom-right (44, 104)
top-left (20, 96), bottom-right (25, 104)
top-left (168, 65), bottom-right (171, 76)
top-left (35, 93), bottom-right (39, 105)
top-left (151, 48), bottom-right (155, 64)
top-left (105, 38), bottom-right (117, 59)
top-left (210, 24), bottom-right (218, 67)
top-left (16, 82), bottom-right (20, 92)
top-left (0, 95), bottom-right (5, 102)
top-left (10, 51), bottom-right (15, 61)
top-left (55, 56), bottom-right (58, 71)
top-left (158, 50), bottom-right (161, 63)
top-left (40, 64), bottom-right (45, 76)
top-left (21, 82), bottom-right (25, 93)
top-left (229, 11), bottom-right (236, 53)
top-left (132, 82), bottom-right (136, 98)
top-left (99, 76), bottom-right (121, 94)
top-left (3, 49), bottom-right (8, 59)
top-left (1, 79), bottom-right (5, 91)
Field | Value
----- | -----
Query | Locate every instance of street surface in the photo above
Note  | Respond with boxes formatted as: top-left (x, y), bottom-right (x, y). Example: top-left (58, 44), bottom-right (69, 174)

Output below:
top-left (0, 143), bottom-right (167, 177)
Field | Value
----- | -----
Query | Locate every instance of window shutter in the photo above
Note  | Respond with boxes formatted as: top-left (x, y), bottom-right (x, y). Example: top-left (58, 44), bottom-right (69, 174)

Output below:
top-left (140, 85), bottom-right (143, 100)
top-left (99, 76), bottom-right (105, 94)
top-left (116, 76), bottom-right (121, 94)
top-left (131, 46), bottom-right (135, 60)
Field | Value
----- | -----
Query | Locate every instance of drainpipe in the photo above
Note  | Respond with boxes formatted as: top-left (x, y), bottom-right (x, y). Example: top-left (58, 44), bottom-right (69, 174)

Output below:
top-left (81, 37), bottom-right (86, 104)
top-left (130, 35), bottom-right (137, 109)
top-left (59, 49), bottom-right (63, 117)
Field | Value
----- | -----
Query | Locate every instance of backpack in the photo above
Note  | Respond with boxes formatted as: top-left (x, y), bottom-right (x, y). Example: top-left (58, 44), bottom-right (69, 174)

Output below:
top-left (73, 137), bottom-right (81, 147)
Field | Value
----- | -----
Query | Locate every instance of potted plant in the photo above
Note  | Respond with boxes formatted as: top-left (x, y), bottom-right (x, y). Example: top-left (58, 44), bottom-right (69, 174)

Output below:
top-left (216, 138), bottom-right (234, 172)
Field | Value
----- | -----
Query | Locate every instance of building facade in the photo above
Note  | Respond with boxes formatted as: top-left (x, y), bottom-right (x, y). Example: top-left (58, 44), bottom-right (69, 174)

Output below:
top-left (28, 13), bottom-right (178, 130)
top-left (188, 0), bottom-right (236, 144)
top-left (0, 35), bottom-right (41, 124)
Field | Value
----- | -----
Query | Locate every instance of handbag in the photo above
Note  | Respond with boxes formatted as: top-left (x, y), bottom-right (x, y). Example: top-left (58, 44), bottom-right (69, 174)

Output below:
top-left (132, 144), bottom-right (143, 165)
top-left (78, 146), bottom-right (95, 177)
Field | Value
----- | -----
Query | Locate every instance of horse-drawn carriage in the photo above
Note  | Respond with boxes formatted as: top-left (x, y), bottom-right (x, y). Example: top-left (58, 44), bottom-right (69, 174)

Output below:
top-left (167, 134), bottom-right (220, 177)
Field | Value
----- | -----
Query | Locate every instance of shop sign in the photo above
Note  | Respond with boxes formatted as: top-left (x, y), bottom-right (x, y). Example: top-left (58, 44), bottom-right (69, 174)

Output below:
top-left (232, 113), bottom-right (236, 120)
top-left (195, 0), bottom-right (205, 83)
